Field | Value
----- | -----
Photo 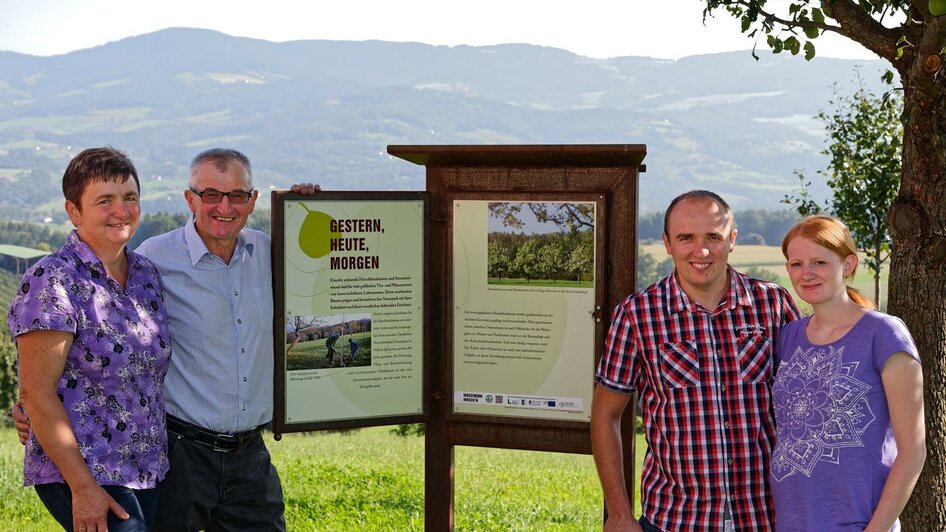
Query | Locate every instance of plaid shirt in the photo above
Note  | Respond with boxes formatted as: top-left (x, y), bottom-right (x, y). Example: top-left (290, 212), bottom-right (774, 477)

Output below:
top-left (597, 268), bottom-right (800, 531)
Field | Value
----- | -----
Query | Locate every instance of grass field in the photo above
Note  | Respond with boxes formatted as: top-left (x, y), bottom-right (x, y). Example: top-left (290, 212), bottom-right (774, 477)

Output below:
top-left (0, 426), bottom-right (648, 530)
top-left (488, 278), bottom-right (594, 288)
top-left (641, 244), bottom-right (890, 311)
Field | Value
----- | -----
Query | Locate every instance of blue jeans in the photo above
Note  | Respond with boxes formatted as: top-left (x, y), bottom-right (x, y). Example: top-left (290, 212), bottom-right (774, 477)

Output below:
top-left (34, 483), bottom-right (158, 531)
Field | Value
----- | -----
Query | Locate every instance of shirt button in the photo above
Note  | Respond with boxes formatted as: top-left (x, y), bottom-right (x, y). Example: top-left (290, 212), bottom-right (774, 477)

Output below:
top-left (725, 422), bottom-right (730, 428)
top-left (238, 319), bottom-right (243, 324)
top-left (234, 290), bottom-right (239, 296)
top-left (241, 348), bottom-right (246, 353)
top-left (243, 377), bottom-right (247, 382)
top-left (721, 384), bottom-right (727, 392)
top-left (728, 458), bottom-right (734, 465)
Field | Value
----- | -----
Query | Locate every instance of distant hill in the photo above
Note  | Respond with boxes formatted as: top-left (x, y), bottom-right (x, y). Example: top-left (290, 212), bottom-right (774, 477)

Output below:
top-left (0, 28), bottom-right (888, 220)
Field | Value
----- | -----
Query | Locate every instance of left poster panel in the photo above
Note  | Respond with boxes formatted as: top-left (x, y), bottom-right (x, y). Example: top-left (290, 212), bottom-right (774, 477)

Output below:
top-left (273, 192), bottom-right (426, 431)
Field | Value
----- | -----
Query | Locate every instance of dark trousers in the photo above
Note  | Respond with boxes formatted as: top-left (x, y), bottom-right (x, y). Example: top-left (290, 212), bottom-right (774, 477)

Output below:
top-left (153, 431), bottom-right (285, 532)
top-left (35, 483), bottom-right (158, 532)
top-left (639, 516), bottom-right (666, 532)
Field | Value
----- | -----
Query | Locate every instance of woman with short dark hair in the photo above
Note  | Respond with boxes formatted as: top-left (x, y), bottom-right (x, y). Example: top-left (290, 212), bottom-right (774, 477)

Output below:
top-left (7, 147), bottom-right (171, 532)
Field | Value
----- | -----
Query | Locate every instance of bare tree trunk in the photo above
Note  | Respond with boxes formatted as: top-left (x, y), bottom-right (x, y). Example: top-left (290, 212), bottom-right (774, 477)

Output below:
top-left (888, 67), bottom-right (946, 530)
top-left (872, 231), bottom-right (880, 307)
top-left (874, 269), bottom-right (880, 309)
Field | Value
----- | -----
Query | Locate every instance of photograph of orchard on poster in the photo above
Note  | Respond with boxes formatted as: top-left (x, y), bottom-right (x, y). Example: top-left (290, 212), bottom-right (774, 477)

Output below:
top-left (486, 202), bottom-right (594, 288)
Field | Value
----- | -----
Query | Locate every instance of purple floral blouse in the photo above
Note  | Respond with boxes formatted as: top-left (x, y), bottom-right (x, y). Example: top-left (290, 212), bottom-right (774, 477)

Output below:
top-left (7, 230), bottom-right (171, 488)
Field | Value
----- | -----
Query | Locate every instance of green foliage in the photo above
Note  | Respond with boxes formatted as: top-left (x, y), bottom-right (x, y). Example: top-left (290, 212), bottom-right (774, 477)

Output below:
top-left (636, 246), bottom-right (674, 289)
top-left (391, 423), bottom-right (425, 437)
top-left (0, 267), bottom-right (21, 320)
top-left (0, 333), bottom-right (16, 422)
top-left (741, 232), bottom-right (766, 245)
top-left (488, 231), bottom-right (594, 284)
top-left (0, 220), bottom-right (65, 251)
top-left (703, 1), bottom-right (913, 60)
top-left (638, 212), bottom-right (663, 242)
top-left (0, 169), bottom-right (61, 216)
top-left (127, 212), bottom-right (190, 249)
top-left (0, 264), bottom-right (25, 421)
top-left (487, 239), bottom-right (515, 281)
top-left (784, 74), bottom-right (901, 305)
top-left (781, 171), bottom-right (825, 216)
top-left (742, 266), bottom-right (782, 283)
top-left (822, 81), bottom-right (901, 305)
top-left (486, 202), bottom-right (595, 284)
top-left (565, 241), bottom-right (594, 282)
top-left (0, 220), bottom-right (67, 275)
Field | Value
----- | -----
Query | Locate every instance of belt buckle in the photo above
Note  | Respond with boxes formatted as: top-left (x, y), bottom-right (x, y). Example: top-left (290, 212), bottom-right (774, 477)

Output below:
top-left (212, 433), bottom-right (239, 452)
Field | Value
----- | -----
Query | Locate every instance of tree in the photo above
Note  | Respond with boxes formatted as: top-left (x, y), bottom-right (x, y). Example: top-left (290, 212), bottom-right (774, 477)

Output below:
top-left (636, 247), bottom-right (662, 289)
top-left (511, 239), bottom-right (542, 282)
top-left (0, 333), bottom-right (17, 420)
top-left (636, 247), bottom-right (675, 289)
top-left (487, 239), bottom-right (515, 281)
top-left (128, 212), bottom-right (189, 249)
top-left (566, 233), bottom-right (595, 282)
top-left (704, 1), bottom-right (946, 526)
top-left (784, 76), bottom-right (902, 306)
top-left (537, 240), bottom-right (567, 281)
top-left (740, 232), bottom-right (767, 245)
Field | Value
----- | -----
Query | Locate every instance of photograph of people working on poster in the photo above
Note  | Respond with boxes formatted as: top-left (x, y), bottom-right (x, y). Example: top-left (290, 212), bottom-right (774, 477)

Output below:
top-left (286, 313), bottom-right (372, 370)
top-left (453, 199), bottom-right (598, 422)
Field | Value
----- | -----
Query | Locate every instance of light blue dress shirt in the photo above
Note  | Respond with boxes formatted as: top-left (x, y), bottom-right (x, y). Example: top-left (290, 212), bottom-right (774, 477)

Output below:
top-left (136, 218), bottom-right (274, 434)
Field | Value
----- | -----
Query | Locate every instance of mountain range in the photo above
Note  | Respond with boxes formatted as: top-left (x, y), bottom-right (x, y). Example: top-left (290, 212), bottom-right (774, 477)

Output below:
top-left (0, 27), bottom-right (889, 221)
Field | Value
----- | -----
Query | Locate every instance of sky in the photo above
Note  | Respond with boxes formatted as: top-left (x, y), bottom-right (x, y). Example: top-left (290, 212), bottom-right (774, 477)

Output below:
top-left (0, 0), bottom-right (877, 60)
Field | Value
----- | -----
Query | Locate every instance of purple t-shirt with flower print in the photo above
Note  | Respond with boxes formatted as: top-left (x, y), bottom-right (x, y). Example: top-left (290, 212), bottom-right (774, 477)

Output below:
top-left (6, 230), bottom-right (171, 489)
top-left (771, 310), bottom-right (918, 532)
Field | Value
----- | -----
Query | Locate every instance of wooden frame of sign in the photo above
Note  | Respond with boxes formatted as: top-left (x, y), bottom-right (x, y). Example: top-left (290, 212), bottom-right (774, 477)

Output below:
top-left (386, 144), bottom-right (645, 531)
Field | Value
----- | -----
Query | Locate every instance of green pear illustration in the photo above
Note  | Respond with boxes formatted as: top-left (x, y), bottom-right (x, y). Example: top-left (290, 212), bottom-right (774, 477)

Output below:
top-left (297, 203), bottom-right (340, 259)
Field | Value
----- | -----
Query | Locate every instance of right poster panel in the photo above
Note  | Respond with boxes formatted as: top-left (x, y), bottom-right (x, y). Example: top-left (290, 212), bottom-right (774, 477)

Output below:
top-left (452, 200), bottom-right (597, 422)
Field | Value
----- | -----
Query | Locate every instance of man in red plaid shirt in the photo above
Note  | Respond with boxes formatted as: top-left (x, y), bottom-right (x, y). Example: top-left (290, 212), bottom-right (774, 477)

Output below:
top-left (591, 190), bottom-right (800, 532)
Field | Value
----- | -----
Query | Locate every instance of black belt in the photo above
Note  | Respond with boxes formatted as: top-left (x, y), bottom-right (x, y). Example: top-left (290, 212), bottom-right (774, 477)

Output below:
top-left (166, 414), bottom-right (266, 453)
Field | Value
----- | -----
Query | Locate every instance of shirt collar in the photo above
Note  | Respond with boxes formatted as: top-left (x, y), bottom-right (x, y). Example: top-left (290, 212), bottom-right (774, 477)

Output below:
top-left (182, 216), bottom-right (254, 266)
top-left (664, 265), bottom-right (751, 314)
top-left (65, 229), bottom-right (139, 270)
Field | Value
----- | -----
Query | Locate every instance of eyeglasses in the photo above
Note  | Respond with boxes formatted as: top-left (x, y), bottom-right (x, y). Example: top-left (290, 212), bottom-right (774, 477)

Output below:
top-left (189, 187), bottom-right (255, 205)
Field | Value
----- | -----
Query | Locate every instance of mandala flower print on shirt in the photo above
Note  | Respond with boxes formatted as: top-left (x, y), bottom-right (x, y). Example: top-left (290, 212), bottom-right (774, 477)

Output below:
top-left (771, 345), bottom-right (874, 482)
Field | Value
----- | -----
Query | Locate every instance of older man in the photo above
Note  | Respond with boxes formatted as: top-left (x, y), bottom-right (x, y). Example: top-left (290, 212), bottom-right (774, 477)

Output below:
top-left (137, 148), bottom-right (320, 530)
